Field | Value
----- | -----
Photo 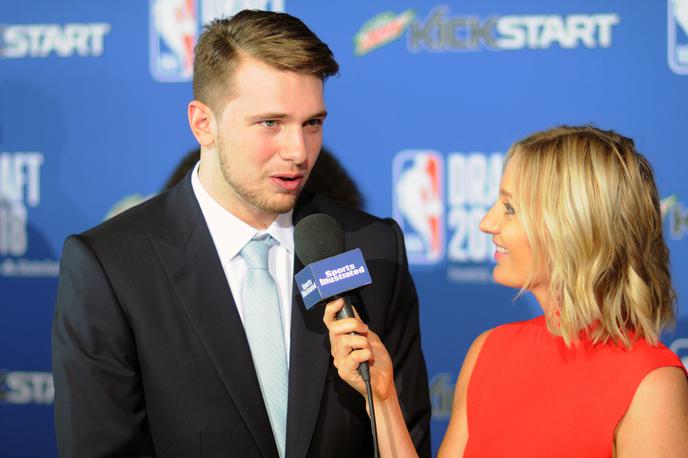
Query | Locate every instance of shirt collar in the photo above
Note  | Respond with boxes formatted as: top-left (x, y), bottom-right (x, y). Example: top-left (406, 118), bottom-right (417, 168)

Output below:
top-left (191, 162), bottom-right (294, 267)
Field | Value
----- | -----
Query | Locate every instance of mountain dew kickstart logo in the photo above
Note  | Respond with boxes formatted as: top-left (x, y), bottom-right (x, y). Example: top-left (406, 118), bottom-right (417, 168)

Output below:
top-left (354, 6), bottom-right (619, 55)
top-left (354, 10), bottom-right (415, 55)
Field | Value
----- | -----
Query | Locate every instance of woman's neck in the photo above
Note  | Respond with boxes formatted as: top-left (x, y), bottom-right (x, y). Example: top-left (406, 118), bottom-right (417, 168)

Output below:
top-left (531, 284), bottom-right (561, 335)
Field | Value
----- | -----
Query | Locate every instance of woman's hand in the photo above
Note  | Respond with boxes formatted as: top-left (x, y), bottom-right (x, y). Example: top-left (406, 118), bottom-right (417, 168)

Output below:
top-left (323, 298), bottom-right (395, 403)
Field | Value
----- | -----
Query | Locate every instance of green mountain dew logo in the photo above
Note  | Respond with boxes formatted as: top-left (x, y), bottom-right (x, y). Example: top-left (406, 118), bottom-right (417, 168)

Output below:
top-left (354, 10), bottom-right (415, 55)
top-left (662, 195), bottom-right (688, 239)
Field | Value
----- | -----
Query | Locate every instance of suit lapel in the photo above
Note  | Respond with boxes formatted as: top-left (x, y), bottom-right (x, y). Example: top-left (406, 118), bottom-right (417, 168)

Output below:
top-left (285, 195), bottom-right (332, 458)
top-left (149, 176), bottom-right (278, 458)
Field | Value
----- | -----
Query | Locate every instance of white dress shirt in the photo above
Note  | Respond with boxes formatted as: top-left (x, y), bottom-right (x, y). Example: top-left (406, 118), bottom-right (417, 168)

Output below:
top-left (191, 162), bottom-right (293, 363)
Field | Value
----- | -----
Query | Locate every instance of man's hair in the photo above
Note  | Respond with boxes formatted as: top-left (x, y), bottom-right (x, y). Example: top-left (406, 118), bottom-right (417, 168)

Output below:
top-left (506, 125), bottom-right (676, 347)
top-left (193, 10), bottom-right (339, 113)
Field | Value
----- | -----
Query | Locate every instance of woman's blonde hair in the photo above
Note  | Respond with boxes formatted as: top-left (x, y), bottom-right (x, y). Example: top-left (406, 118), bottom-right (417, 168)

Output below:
top-left (507, 125), bottom-right (676, 347)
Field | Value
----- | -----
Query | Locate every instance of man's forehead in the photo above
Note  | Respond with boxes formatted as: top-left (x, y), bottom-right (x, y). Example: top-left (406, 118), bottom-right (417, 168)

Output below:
top-left (217, 64), bottom-right (324, 116)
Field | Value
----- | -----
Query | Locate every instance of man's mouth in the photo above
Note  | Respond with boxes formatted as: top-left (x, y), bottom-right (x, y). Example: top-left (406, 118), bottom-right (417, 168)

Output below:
top-left (270, 173), bottom-right (304, 191)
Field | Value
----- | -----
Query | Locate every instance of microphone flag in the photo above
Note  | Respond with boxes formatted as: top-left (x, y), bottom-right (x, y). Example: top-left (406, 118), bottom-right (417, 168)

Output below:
top-left (295, 248), bottom-right (372, 309)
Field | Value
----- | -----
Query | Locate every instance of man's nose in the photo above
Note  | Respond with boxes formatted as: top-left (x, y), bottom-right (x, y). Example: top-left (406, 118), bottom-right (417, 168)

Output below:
top-left (281, 127), bottom-right (308, 164)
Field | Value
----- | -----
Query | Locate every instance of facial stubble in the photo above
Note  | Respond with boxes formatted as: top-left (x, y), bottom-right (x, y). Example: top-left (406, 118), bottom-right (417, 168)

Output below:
top-left (216, 138), bottom-right (300, 216)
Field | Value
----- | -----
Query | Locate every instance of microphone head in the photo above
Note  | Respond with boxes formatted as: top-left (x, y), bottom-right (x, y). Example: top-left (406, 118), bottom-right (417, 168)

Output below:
top-left (294, 213), bottom-right (345, 265)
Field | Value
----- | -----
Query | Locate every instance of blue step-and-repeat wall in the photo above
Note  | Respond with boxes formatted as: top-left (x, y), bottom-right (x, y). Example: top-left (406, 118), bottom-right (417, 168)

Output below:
top-left (2, 1), bottom-right (688, 456)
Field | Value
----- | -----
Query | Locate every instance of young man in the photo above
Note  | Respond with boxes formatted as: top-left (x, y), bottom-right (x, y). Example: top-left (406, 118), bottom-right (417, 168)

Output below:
top-left (52, 10), bottom-right (431, 457)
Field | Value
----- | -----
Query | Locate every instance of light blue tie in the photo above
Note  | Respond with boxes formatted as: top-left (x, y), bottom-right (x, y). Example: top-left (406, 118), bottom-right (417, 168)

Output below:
top-left (241, 234), bottom-right (288, 458)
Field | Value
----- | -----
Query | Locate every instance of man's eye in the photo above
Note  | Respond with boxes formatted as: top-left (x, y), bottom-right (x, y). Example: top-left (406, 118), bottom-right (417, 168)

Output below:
top-left (306, 118), bottom-right (322, 127)
top-left (504, 202), bottom-right (515, 214)
top-left (262, 120), bottom-right (277, 127)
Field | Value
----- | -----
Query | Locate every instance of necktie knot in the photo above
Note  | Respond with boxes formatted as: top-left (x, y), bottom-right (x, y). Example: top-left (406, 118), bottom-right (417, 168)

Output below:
top-left (241, 234), bottom-right (276, 270)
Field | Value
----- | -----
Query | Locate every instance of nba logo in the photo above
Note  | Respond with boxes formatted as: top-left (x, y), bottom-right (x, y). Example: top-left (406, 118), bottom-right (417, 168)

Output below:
top-left (669, 0), bottom-right (688, 74)
top-left (150, 0), bottom-right (198, 82)
top-left (393, 150), bottom-right (444, 264)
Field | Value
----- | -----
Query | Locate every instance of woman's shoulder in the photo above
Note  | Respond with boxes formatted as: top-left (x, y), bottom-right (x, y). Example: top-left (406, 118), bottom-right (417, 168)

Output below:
top-left (627, 336), bottom-right (685, 362)
top-left (614, 364), bottom-right (688, 455)
top-left (597, 335), bottom-right (687, 376)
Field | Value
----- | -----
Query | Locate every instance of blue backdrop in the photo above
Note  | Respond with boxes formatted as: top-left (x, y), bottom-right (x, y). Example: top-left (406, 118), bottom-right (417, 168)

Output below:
top-left (2, 1), bottom-right (688, 456)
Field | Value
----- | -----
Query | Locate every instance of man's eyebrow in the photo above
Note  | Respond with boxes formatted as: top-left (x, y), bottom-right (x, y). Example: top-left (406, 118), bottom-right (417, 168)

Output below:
top-left (309, 110), bottom-right (328, 119)
top-left (246, 111), bottom-right (328, 122)
top-left (247, 113), bottom-right (288, 122)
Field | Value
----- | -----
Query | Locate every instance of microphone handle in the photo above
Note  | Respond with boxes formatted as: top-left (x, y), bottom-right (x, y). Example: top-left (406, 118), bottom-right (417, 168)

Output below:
top-left (335, 295), bottom-right (371, 382)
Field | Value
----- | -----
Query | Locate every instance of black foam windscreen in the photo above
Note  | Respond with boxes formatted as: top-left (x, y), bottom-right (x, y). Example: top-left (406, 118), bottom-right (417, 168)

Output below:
top-left (294, 213), bottom-right (345, 265)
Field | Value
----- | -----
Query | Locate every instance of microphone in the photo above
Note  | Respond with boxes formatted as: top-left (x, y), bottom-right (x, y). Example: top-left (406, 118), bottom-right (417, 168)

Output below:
top-left (294, 213), bottom-right (381, 458)
top-left (294, 213), bottom-right (371, 381)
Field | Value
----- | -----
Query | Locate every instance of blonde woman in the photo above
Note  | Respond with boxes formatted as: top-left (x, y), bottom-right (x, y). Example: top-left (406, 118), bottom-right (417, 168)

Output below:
top-left (325, 126), bottom-right (688, 457)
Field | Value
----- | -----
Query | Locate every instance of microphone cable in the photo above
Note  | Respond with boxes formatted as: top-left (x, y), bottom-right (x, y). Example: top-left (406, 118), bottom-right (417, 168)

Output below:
top-left (336, 296), bottom-right (379, 458)
top-left (361, 369), bottom-right (380, 458)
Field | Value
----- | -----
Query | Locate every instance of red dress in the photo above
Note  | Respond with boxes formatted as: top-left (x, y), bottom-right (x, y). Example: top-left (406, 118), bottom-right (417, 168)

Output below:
top-left (464, 316), bottom-right (685, 457)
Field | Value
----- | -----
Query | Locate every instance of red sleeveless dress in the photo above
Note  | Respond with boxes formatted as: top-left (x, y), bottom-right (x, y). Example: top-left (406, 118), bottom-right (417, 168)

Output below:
top-left (464, 316), bottom-right (685, 457)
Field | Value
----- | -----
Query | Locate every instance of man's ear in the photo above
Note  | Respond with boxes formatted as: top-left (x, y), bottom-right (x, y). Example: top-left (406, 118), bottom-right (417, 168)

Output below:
top-left (188, 100), bottom-right (216, 147)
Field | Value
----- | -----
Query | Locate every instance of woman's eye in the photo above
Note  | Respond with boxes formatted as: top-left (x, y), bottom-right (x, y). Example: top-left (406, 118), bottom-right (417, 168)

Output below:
top-left (504, 202), bottom-right (515, 214)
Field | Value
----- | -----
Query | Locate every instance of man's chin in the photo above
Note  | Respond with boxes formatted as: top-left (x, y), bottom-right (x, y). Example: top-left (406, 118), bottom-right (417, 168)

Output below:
top-left (259, 194), bottom-right (299, 215)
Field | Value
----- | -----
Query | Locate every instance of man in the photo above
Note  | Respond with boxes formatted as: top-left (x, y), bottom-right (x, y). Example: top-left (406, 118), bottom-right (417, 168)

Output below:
top-left (52, 10), bottom-right (430, 458)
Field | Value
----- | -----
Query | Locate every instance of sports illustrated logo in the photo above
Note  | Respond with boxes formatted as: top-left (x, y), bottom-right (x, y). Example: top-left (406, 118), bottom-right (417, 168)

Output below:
top-left (354, 10), bottom-right (416, 56)
top-left (319, 263), bottom-right (367, 286)
top-left (354, 6), bottom-right (620, 55)
top-left (300, 278), bottom-right (316, 297)
top-left (0, 23), bottom-right (111, 59)
top-left (0, 152), bottom-right (58, 278)
top-left (295, 249), bottom-right (371, 309)
top-left (669, 338), bottom-right (688, 369)
top-left (393, 151), bottom-right (444, 264)
top-left (669, 0), bottom-right (688, 74)
top-left (150, 0), bottom-right (285, 82)
top-left (0, 370), bottom-right (54, 405)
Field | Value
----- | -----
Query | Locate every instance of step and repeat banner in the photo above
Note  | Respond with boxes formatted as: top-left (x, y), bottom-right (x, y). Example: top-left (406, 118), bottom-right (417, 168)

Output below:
top-left (2, 1), bottom-right (688, 456)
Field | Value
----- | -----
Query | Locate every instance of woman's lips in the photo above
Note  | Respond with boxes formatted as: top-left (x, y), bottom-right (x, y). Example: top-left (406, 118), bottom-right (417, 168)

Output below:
top-left (494, 243), bottom-right (509, 261)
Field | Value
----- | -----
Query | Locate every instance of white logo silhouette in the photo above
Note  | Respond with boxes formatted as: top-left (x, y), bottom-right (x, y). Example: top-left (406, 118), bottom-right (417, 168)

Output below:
top-left (395, 153), bottom-right (443, 263)
top-left (153, 0), bottom-right (197, 78)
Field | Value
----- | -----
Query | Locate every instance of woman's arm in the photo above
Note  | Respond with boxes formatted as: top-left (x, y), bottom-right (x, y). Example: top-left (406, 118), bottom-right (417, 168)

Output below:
top-left (437, 330), bottom-right (491, 458)
top-left (323, 298), bottom-right (418, 458)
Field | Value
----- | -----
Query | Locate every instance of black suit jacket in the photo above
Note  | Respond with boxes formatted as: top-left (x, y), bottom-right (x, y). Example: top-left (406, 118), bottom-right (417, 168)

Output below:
top-left (52, 174), bottom-right (431, 457)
